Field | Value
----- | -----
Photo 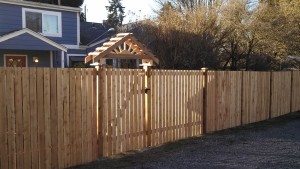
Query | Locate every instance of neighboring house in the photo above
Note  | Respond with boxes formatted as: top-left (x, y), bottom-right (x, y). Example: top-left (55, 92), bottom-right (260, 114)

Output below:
top-left (0, 0), bottom-right (110, 68)
top-left (72, 21), bottom-right (111, 67)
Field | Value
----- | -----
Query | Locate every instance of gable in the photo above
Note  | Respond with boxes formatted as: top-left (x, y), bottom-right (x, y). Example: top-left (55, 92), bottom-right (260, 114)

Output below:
top-left (0, 29), bottom-right (67, 51)
top-left (0, 2), bottom-right (79, 45)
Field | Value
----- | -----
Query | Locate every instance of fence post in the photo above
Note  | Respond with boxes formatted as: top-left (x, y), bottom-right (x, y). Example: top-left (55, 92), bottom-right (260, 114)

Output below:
top-left (201, 68), bottom-right (208, 134)
top-left (143, 65), bottom-right (152, 147)
top-left (269, 71), bottom-right (273, 119)
top-left (290, 70), bottom-right (294, 113)
top-left (97, 66), bottom-right (105, 157)
top-left (240, 70), bottom-right (244, 126)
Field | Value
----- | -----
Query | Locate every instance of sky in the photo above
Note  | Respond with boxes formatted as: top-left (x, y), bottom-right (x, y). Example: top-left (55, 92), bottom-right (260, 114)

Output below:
top-left (81, 0), bottom-right (159, 24)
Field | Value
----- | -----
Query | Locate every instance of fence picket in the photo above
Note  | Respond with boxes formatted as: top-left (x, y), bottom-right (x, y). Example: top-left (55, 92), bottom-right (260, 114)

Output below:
top-left (22, 68), bottom-right (31, 169)
top-left (15, 68), bottom-right (23, 169)
top-left (63, 69), bottom-right (70, 167)
top-left (68, 68), bottom-right (75, 165)
top-left (29, 68), bottom-right (38, 169)
top-left (44, 68), bottom-right (51, 169)
top-left (81, 69), bottom-right (88, 163)
top-left (0, 69), bottom-right (8, 169)
top-left (75, 69), bottom-right (82, 164)
top-left (50, 69), bottom-right (58, 169)
top-left (87, 69), bottom-right (94, 159)
top-left (37, 68), bottom-right (46, 169)
top-left (56, 69), bottom-right (64, 168)
top-left (91, 69), bottom-right (98, 160)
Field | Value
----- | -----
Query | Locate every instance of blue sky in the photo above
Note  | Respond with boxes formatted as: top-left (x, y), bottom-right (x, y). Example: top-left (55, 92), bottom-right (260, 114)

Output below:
top-left (81, 0), bottom-right (158, 24)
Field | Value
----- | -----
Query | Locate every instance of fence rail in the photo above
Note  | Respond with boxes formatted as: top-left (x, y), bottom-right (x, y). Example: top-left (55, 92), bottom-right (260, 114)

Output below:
top-left (0, 68), bottom-right (299, 169)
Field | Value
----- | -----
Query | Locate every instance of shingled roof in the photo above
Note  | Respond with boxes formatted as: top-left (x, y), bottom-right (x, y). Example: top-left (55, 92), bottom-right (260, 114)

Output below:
top-left (80, 22), bottom-right (110, 45)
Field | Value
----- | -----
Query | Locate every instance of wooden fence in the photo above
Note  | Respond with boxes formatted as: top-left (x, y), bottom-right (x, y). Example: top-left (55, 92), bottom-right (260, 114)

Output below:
top-left (206, 71), bottom-right (242, 132)
top-left (292, 71), bottom-right (300, 112)
top-left (270, 72), bottom-right (292, 118)
top-left (0, 68), bottom-right (299, 169)
top-left (242, 72), bottom-right (271, 124)
top-left (0, 68), bottom-right (98, 169)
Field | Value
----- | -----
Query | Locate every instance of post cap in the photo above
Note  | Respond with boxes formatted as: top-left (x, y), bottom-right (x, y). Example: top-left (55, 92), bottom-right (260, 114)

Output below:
top-left (201, 67), bottom-right (208, 71)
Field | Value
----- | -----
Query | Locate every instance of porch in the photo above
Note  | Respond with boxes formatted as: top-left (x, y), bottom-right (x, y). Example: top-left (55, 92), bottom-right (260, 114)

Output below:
top-left (0, 28), bottom-right (67, 67)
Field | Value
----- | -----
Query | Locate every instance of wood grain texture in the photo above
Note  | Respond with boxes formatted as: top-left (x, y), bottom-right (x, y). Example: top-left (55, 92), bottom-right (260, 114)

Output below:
top-left (63, 69), bottom-right (70, 167)
top-left (0, 69), bottom-right (8, 169)
top-left (22, 68), bottom-right (31, 169)
top-left (15, 68), bottom-right (23, 169)
top-left (242, 72), bottom-right (270, 125)
top-left (50, 69), bottom-right (58, 169)
top-left (56, 69), bottom-right (64, 168)
top-left (206, 71), bottom-right (242, 132)
top-left (291, 71), bottom-right (300, 112)
top-left (1, 68), bottom-right (299, 169)
top-left (270, 72), bottom-right (292, 118)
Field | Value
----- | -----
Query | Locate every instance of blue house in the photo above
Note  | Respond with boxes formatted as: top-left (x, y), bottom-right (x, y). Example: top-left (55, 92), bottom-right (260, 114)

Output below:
top-left (0, 0), bottom-right (110, 68)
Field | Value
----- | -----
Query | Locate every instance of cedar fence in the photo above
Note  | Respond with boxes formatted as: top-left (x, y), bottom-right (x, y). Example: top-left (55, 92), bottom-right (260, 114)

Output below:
top-left (0, 68), bottom-right (299, 169)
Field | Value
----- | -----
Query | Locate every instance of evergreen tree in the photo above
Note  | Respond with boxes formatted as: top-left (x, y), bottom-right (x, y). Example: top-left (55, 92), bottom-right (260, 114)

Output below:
top-left (106, 0), bottom-right (125, 28)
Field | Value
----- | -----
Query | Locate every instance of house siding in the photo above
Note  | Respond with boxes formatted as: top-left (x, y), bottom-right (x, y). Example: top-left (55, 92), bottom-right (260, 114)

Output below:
top-left (0, 49), bottom-right (51, 67)
top-left (0, 33), bottom-right (63, 51)
top-left (68, 49), bottom-right (87, 55)
top-left (48, 11), bottom-right (78, 45)
top-left (0, 2), bottom-right (78, 45)
top-left (0, 3), bottom-right (23, 35)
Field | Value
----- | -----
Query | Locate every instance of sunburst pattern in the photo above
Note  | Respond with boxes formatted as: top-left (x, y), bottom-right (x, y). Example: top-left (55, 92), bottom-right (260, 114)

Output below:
top-left (85, 33), bottom-right (159, 65)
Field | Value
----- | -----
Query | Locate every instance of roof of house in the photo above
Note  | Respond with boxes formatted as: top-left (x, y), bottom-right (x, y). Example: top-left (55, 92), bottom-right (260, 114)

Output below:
top-left (0, 0), bottom-right (81, 13)
top-left (80, 22), bottom-right (111, 46)
top-left (0, 28), bottom-right (67, 51)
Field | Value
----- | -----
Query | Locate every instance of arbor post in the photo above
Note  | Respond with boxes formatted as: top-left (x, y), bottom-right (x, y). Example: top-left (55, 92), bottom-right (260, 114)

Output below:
top-left (141, 62), bottom-right (152, 147)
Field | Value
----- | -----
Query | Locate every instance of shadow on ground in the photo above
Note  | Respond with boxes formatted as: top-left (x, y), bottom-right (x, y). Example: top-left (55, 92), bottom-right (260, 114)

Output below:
top-left (72, 112), bottom-right (300, 169)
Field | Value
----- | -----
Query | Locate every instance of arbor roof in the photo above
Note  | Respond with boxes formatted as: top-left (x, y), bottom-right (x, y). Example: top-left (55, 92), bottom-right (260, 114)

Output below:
top-left (85, 33), bottom-right (159, 65)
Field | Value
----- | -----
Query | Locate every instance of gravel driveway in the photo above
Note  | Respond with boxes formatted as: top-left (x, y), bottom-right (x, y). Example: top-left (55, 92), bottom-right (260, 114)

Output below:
top-left (73, 112), bottom-right (300, 169)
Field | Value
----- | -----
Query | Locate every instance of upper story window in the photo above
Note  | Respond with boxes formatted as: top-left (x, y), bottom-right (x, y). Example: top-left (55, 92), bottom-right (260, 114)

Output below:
top-left (22, 8), bottom-right (62, 37)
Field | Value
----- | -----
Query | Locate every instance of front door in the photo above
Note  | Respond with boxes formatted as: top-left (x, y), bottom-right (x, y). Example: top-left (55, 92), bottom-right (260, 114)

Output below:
top-left (5, 55), bottom-right (27, 67)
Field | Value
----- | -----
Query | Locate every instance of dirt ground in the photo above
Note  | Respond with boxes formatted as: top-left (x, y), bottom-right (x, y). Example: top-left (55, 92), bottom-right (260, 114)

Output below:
top-left (73, 112), bottom-right (300, 169)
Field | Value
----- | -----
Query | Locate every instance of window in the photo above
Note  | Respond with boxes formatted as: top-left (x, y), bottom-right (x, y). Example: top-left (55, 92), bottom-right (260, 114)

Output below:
top-left (4, 55), bottom-right (27, 67)
top-left (23, 8), bottom-right (62, 37)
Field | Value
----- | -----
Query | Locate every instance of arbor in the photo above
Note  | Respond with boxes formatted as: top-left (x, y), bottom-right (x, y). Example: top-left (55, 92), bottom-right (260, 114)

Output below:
top-left (106, 0), bottom-right (125, 28)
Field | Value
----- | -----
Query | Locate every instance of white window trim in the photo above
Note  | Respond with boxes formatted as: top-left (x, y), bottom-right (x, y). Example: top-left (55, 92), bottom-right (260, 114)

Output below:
top-left (22, 8), bottom-right (62, 38)
top-left (77, 13), bottom-right (80, 46)
top-left (4, 54), bottom-right (28, 67)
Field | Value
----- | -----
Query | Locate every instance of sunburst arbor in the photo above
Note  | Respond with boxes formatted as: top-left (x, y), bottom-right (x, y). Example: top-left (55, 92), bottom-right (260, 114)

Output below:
top-left (85, 33), bottom-right (159, 68)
